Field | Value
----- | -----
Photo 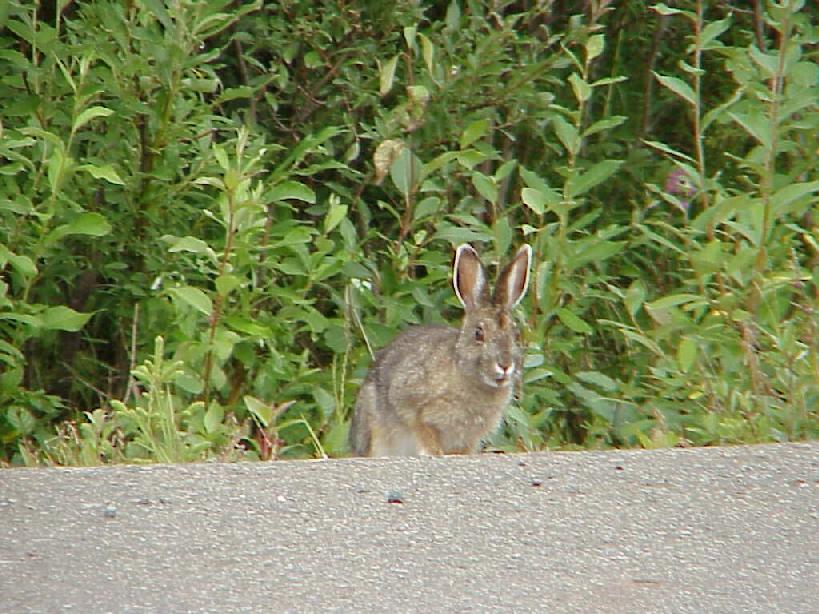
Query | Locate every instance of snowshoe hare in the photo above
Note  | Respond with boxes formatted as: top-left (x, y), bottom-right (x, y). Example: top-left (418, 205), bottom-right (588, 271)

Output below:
top-left (349, 243), bottom-right (532, 457)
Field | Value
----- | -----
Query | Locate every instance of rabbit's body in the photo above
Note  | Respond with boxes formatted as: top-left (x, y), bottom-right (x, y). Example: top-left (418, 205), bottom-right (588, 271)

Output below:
top-left (350, 244), bottom-right (532, 457)
top-left (351, 325), bottom-right (513, 456)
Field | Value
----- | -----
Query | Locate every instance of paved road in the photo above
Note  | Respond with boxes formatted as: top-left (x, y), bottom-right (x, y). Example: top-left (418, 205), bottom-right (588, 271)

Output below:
top-left (1, 443), bottom-right (817, 613)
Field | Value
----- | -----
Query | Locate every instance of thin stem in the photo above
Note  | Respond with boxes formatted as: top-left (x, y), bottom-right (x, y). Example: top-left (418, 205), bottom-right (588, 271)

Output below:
top-left (752, 11), bottom-right (789, 289)
top-left (693, 0), bottom-right (710, 220)
top-left (202, 190), bottom-right (237, 407)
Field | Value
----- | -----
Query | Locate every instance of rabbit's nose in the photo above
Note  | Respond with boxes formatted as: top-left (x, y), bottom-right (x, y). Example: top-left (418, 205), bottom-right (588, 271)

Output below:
top-left (495, 363), bottom-right (514, 379)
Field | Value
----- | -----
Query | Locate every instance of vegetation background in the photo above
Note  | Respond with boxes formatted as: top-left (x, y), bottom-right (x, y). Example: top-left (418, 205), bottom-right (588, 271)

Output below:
top-left (0, 0), bottom-right (816, 465)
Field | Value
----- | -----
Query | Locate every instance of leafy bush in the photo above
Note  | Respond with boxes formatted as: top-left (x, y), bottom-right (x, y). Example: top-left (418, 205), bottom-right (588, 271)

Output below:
top-left (1, 0), bottom-right (816, 465)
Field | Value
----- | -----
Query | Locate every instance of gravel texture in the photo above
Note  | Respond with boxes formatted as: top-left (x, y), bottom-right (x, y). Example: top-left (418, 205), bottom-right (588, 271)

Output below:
top-left (1, 443), bottom-right (817, 613)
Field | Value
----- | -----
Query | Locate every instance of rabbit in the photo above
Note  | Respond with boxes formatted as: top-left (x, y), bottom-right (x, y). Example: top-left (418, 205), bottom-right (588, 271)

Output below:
top-left (349, 243), bottom-right (532, 457)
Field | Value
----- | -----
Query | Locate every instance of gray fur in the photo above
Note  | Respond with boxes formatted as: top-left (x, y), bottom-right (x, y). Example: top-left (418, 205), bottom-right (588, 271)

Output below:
top-left (349, 244), bottom-right (532, 457)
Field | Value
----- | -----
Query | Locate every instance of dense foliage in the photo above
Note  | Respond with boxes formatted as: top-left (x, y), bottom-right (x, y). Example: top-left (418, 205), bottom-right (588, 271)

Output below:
top-left (0, 0), bottom-right (816, 465)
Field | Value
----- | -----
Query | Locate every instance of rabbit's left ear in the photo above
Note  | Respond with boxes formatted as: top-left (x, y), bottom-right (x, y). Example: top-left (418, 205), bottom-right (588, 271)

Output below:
top-left (454, 244), bottom-right (489, 311)
top-left (494, 245), bottom-right (532, 309)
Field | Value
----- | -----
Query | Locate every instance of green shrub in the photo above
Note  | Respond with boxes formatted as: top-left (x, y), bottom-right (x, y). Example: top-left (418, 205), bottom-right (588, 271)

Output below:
top-left (1, 0), bottom-right (816, 465)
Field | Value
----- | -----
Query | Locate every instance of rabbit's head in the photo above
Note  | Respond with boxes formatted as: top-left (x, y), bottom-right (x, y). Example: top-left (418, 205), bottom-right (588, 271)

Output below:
top-left (452, 244), bottom-right (532, 390)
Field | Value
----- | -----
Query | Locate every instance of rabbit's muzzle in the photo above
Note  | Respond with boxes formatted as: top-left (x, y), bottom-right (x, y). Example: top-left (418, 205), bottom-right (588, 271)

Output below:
top-left (492, 362), bottom-right (516, 386)
top-left (481, 359), bottom-right (516, 388)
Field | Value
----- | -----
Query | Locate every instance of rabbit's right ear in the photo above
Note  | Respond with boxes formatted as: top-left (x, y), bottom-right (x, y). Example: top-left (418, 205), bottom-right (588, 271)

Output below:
top-left (494, 244), bottom-right (532, 309)
top-left (453, 244), bottom-right (489, 311)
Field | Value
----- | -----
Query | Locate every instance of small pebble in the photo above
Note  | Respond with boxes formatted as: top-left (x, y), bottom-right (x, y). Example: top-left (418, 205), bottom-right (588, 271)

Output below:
top-left (386, 491), bottom-right (403, 504)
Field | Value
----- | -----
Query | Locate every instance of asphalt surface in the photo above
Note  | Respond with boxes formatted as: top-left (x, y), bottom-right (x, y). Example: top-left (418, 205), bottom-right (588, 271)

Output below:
top-left (1, 443), bottom-right (817, 614)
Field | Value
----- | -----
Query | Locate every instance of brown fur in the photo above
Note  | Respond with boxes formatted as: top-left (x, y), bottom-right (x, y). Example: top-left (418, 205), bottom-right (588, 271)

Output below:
top-left (349, 244), bottom-right (532, 457)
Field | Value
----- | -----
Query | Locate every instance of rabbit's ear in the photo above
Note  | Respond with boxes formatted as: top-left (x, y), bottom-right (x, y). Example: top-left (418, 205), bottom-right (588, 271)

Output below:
top-left (494, 244), bottom-right (532, 309)
top-left (453, 244), bottom-right (489, 311)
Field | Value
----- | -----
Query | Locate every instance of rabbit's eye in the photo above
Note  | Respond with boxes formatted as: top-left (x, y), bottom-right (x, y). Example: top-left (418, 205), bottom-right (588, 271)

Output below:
top-left (474, 326), bottom-right (485, 343)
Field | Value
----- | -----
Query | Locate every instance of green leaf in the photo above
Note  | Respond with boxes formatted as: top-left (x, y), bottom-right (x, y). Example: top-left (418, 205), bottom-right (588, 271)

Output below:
top-left (175, 371), bottom-right (204, 394)
top-left (269, 126), bottom-right (342, 183)
top-left (445, 0), bottom-right (461, 31)
top-left (270, 180), bottom-right (316, 203)
top-left (590, 76), bottom-right (628, 87)
top-left (645, 293), bottom-right (703, 311)
top-left (651, 3), bottom-right (685, 15)
top-left (616, 327), bottom-right (663, 355)
top-left (76, 163), bottom-right (125, 185)
top-left (493, 216), bottom-right (512, 256)
top-left (418, 33), bottom-right (435, 73)
top-left (390, 147), bottom-right (422, 197)
top-left (460, 118), bottom-right (490, 150)
top-left (304, 50), bottom-right (322, 69)
top-left (653, 72), bottom-right (696, 106)
top-left (572, 240), bottom-right (626, 268)
top-left (790, 61), bottom-right (819, 88)
top-left (403, 26), bottom-right (417, 50)
top-left (184, 78), bottom-right (219, 93)
top-left (379, 54), bottom-right (399, 96)
top-left (61, 212), bottom-right (112, 237)
top-left (5, 251), bottom-right (35, 278)
top-left (553, 116), bottom-right (579, 156)
top-left (73, 106), bottom-right (113, 133)
top-left (432, 224), bottom-right (491, 245)
top-left (216, 86), bottom-right (254, 103)
top-left (624, 281), bottom-right (646, 318)
top-left (677, 337), bottom-right (697, 373)
top-left (568, 382), bottom-right (602, 407)
top-left (321, 418), bottom-right (350, 456)
top-left (471, 172), bottom-right (497, 204)
top-left (423, 151), bottom-right (459, 175)
top-left (324, 202), bottom-right (348, 234)
top-left (583, 116), bottom-right (627, 138)
top-left (521, 187), bottom-right (559, 215)
top-left (586, 34), bottom-right (605, 62)
top-left (204, 403), bottom-right (224, 433)
top-left (494, 159), bottom-right (517, 182)
top-left (700, 17), bottom-right (731, 49)
top-left (642, 140), bottom-right (696, 163)
top-left (749, 46), bottom-right (779, 77)
top-left (691, 240), bottom-right (724, 274)
top-left (770, 181), bottom-right (819, 216)
top-left (313, 387), bottom-right (336, 418)
top-left (520, 167), bottom-right (552, 193)
top-left (569, 73), bottom-right (591, 103)
top-left (456, 149), bottom-right (488, 169)
top-left (41, 305), bottom-right (92, 331)
top-left (556, 308), bottom-right (593, 334)
top-left (701, 88), bottom-right (744, 133)
top-left (411, 286), bottom-right (436, 308)
top-left (168, 286), bottom-right (213, 316)
top-left (215, 274), bottom-right (241, 297)
top-left (728, 111), bottom-right (771, 150)
top-left (47, 146), bottom-right (69, 194)
top-left (8, 407), bottom-right (37, 435)
top-left (576, 370), bottom-right (617, 392)
top-left (166, 235), bottom-right (213, 255)
top-left (213, 144), bottom-right (230, 170)
top-left (568, 160), bottom-right (622, 198)
top-left (0, 312), bottom-right (43, 328)
top-left (225, 316), bottom-right (272, 338)
top-left (245, 395), bottom-right (273, 428)
top-left (413, 196), bottom-right (441, 222)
